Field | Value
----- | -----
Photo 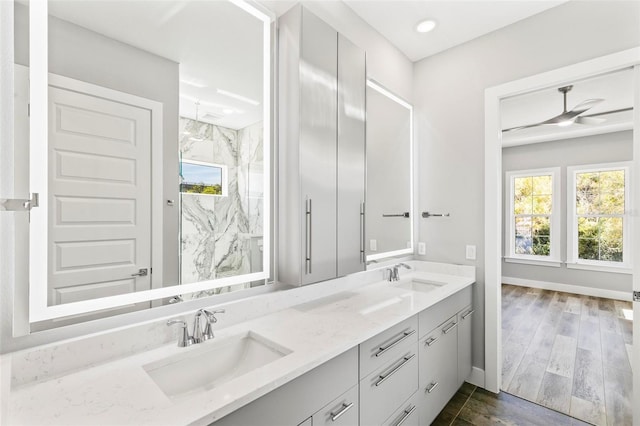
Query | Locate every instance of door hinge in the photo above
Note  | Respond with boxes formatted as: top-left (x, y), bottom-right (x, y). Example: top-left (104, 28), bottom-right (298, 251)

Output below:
top-left (0, 193), bottom-right (39, 211)
top-left (633, 291), bottom-right (640, 302)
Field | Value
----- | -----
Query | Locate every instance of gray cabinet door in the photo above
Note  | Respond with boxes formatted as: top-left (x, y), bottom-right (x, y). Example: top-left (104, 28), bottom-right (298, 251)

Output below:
top-left (299, 8), bottom-right (338, 285)
top-left (337, 34), bottom-right (366, 277)
top-left (418, 316), bottom-right (458, 425)
top-left (457, 305), bottom-right (474, 386)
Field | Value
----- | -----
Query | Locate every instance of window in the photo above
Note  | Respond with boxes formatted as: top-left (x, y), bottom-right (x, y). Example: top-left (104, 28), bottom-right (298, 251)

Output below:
top-left (505, 168), bottom-right (561, 265)
top-left (567, 163), bottom-right (631, 272)
top-left (180, 160), bottom-right (227, 196)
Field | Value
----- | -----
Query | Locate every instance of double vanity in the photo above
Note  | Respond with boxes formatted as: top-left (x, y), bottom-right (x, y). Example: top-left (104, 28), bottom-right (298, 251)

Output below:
top-left (4, 261), bottom-right (475, 425)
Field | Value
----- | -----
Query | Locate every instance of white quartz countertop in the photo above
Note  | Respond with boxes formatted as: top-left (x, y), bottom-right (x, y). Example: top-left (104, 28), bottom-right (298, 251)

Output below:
top-left (6, 269), bottom-right (474, 426)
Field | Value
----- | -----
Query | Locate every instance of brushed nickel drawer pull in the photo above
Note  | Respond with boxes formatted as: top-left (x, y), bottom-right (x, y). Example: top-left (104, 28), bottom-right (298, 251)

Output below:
top-left (360, 202), bottom-right (365, 264)
top-left (426, 381), bottom-right (439, 393)
top-left (393, 405), bottom-right (417, 426)
top-left (442, 321), bottom-right (458, 334)
top-left (375, 329), bottom-right (416, 357)
top-left (305, 198), bottom-right (312, 274)
top-left (462, 309), bottom-right (475, 319)
top-left (425, 336), bottom-right (439, 346)
top-left (330, 402), bottom-right (354, 422)
top-left (375, 354), bottom-right (415, 387)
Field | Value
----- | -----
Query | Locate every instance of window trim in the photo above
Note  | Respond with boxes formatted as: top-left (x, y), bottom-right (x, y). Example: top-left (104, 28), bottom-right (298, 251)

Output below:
top-left (179, 159), bottom-right (229, 197)
top-left (566, 161), bottom-right (632, 271)
top-left (505, 167), bottom-right (561, 263)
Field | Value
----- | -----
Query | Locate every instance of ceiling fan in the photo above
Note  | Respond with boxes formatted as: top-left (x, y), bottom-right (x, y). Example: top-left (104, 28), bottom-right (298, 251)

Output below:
top-left (503, 85), bottom-right (611, 133)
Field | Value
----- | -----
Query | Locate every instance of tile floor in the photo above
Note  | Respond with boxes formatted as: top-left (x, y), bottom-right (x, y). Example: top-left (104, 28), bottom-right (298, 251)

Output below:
top-left (501, 284), bottom-right (633, 426)
top-left (432, 382), bottom-right (590, 426)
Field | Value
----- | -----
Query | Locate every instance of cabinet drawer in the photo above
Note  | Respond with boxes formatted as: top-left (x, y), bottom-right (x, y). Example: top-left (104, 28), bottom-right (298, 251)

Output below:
top-left (359, 315), bottom-right (418, 378)
top-left (418, 316), bottom-right (459, 425)
top-left (418, 285), bottom-right (471, 338)
top-left (313, 385), bottom-right (358, 426)
top-left (383, 392), bottom-right (419, 426)
top-left (360, 343), bottom-right (418, 426)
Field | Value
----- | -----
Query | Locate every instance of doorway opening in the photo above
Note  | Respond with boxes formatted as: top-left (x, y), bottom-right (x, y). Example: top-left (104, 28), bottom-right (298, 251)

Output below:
top-left (484, 48), bottom-right (640, 425)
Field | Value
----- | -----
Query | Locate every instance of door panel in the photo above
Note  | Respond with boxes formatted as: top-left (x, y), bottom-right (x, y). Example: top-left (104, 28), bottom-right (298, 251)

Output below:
top-left (48, 86), bottom-right (151, 305)
top-left (299, 8), bottom-right (338, 285)
top-left (337, 34), bottom-right (366, 277)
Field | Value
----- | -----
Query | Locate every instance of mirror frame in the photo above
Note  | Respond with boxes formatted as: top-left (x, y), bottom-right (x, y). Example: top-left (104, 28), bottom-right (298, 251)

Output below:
top-left (27, 0), bottom-right (273, 322)
top-left (365, 79), bottom-right (414, 261)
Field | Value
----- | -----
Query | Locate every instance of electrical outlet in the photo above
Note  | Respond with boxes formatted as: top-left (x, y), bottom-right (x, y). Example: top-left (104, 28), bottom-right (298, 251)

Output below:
top-left (418, 242), bottom-right (426, 255)
top-left (370, 239), bottom-right (377, 251)
top-left (465, 245), bottom-right (476, 260)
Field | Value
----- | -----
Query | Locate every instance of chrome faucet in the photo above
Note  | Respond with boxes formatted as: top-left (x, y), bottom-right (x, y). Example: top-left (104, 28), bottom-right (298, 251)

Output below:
top-left (387, 263), bottom-right (411, 281)
top-left (167, 308), bottom-right (225, 347)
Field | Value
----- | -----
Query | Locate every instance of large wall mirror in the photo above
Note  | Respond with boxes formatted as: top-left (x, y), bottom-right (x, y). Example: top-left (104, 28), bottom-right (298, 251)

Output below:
top-left (13, 0), bottom-right (272, 328)
top-left (365, 80), bottom-right (414, 261)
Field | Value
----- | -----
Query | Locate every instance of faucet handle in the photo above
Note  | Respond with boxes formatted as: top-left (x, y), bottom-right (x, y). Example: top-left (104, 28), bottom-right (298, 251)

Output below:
top-left (206, 309), bottom-right (226, 323)
top-left (167, 319), bottom-right (194, 347)
top-left (202, 309), bottom-right (225, 341)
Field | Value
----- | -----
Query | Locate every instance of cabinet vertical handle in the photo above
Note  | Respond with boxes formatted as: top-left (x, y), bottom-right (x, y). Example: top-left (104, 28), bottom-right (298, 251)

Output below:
top-left (442, 321), bottom-right (458, 334)
top-left (305, 198), bottom-right (312, 274)
top-left (426, 381), bottom-right (439, 393)
top-left (360, 202), bottom-right (365, 263)
top-left (330, 402), bottom-right (354, 422)
top-left (393, 405), bottom-right (417, 426)
top-left (462, 309), bottom-right (475, 320)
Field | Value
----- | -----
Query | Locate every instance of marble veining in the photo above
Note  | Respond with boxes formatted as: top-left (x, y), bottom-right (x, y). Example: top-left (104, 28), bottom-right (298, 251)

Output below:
top-left (179, 118), bottom-right (264, 295)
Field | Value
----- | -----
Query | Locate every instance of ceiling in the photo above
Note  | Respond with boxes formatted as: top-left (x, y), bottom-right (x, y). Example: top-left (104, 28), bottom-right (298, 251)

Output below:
top-left (262, 1), bottom-right (569, 62)
top-left (343, 0), bottom-right (568, 62)
top-left (501, 68), bottom-right (634, 146)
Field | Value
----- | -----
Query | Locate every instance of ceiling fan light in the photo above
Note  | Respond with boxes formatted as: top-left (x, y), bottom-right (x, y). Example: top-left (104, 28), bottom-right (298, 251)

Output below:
top-left (416, 19), bottom-right (436, 33)
top-left (557, 119), bottom-right (574, 127)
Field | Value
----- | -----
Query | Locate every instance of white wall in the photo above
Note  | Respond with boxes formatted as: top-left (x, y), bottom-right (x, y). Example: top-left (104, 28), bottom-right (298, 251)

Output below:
top-left (413, 0), bottom-right (640, 370)
top-left (502, 131), bottom-right (633, 293)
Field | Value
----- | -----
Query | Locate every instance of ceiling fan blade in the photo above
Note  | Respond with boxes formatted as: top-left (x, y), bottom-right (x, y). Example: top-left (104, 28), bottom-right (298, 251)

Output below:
top-left (582, 106), bottom-right (633, 118)
top-left (569, 98), bottom-right (604, 115)
top-left (575, 116), bottom-right (605, 125)
top-left (502, 96), bottom-right (606, 133)
top-left (502, 122), bottom-right (545, 132)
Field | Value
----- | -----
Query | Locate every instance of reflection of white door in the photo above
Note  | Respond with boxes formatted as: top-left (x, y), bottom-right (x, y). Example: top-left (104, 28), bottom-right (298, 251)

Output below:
top-left (48, 86), bottom-right (152, 305)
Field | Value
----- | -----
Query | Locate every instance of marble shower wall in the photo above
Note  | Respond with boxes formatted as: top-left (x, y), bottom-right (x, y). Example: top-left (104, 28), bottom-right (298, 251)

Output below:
top-left (179, 118), bottom-right (264, 297)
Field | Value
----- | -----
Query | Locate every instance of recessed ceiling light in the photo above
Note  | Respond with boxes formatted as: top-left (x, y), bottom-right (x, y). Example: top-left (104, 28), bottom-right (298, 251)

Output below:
top-left (415, 19), bottom-right (436, 33)
top-left (223, 108), bottom-right (234, 115)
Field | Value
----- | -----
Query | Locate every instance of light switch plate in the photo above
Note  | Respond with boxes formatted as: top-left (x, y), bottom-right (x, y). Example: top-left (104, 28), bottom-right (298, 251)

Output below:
top-left (370, 239), bottom-right (377, 251)
top-left (465, 245), bottom-right (476, 260)
top-left (418, 242), bottom-right (426, 255)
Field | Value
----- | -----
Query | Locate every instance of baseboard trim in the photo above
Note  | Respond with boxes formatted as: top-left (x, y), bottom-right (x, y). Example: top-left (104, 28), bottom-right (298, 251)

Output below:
top-left (466, 367), bottom-right (485, 388)
top-left (502, 276), bottom-right (631, 301)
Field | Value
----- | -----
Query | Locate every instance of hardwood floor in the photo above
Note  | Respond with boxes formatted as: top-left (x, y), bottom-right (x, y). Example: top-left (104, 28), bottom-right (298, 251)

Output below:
top-left (432, 382), bottom-right (590, 426)
top-left (501, 284), bottom-right (633, 426)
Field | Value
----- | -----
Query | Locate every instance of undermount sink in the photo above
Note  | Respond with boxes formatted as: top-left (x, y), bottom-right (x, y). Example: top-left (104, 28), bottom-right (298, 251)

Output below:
top-left (144, 331), bottom-right (292, 398)
top-left (395, 277), bottom-right (447, 293)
